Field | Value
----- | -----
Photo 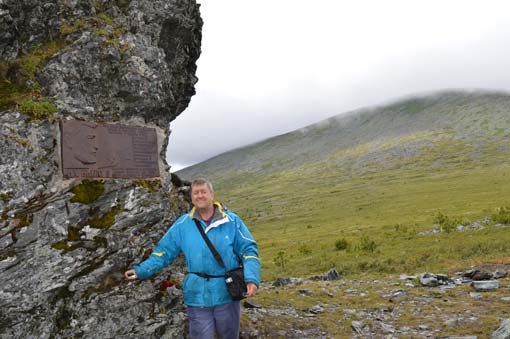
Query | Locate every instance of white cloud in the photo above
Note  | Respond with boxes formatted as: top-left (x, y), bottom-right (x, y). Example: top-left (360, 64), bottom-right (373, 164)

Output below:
top-left (168, 0), bottom-right (510, 170)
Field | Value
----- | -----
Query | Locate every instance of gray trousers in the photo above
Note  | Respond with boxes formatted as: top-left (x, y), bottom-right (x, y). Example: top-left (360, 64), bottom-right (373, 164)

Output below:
top-left (186, 301), bottom-right (241, 339)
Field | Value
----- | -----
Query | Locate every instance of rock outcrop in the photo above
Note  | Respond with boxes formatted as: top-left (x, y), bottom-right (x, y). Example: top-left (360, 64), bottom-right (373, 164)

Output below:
top-left (0, 1), bottom-right (202, 338)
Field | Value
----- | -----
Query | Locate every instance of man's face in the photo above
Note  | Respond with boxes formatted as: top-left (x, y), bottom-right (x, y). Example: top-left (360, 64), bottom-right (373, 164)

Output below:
top-left (191, 184), bottom-right (215, 210)
top-left (63, 123), bottom-right (98, 167)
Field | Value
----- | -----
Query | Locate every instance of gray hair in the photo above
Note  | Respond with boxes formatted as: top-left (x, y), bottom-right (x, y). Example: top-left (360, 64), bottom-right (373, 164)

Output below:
top-left (191, 178), bottom-right (214, 192)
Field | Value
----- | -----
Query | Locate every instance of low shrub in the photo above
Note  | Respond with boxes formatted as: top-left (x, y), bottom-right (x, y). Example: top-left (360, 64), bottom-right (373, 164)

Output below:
top-left (492, 206), bottom-right (510, 224)
top-left (273, 251), bottom-right (287, 271)
top-left (334, 238), bottom-right (349, 251)
top-left (433, 211), bottom-right (469, 233)
top-left (298, 243), bottom-right (312, 255)
top-left (358, 236), bottom-right (377, 253)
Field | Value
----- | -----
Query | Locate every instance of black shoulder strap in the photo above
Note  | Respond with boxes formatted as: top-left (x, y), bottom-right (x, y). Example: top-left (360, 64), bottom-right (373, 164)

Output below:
top-left (193, 219), bottom-right (226, 269)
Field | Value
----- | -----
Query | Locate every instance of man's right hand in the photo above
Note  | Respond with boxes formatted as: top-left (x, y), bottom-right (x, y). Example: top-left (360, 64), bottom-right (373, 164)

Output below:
top-left (124, 269), bottom-right (138, 281)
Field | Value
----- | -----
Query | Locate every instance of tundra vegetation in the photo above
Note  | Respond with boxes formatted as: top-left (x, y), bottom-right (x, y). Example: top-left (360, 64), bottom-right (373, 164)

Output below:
top-left (178, 91), bottom-right (510, 337)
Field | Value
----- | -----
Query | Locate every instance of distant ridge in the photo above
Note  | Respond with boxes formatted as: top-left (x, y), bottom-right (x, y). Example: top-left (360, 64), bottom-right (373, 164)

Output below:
top-left (177, 89), bottom-right (510, 181)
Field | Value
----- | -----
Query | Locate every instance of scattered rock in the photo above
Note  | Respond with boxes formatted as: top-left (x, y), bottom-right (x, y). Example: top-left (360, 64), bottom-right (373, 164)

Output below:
top-left (419, 226), bottom-right (442, 235)
top-left (244, 328), bottom-right (260, 338)
top-left (400, 274), bottom-right (417, 280)
top-left (436, 336), bottom-right (478, 339)
top-left (389, 289), bottom-right (407, 303)
top-left (351, 320), bottom-right (369, 334)
top-left (436, 274), bottom-right (450, 282)
top-left (445, 317), bottom-right (464, 327)
top-left (472, 280), bottom-right (499, 292)
top-left (380, 322), bottom-right (395, 334)
top-left (470, 292), bottom-right (483, 300)
top-left (327, 268), bottom-right (340, 281)
top-left (343, 308), bottom-right (357, 315)
top-left (457, 222), bottom-right (484, 231)
top-left (464, 269), bottom-right (493, 281)
top-left (418, 272), bottom-right (454, 287)
top-left (273, 277), bottom-right (292, 287)
top-left (419, 273), bottom-right (439, 287)
top-left (491, 318), bottom-right (510, 339)
top-left (243, 301), bottom-right (262, 309)
top-left (494, 269), bottom-right (508, 279)
top-left (298, 289), bottom-right (313, 296)
top-left (309, 304), bottom-right (324, 314)
top-left (321, 288), bottom-right (334, 297)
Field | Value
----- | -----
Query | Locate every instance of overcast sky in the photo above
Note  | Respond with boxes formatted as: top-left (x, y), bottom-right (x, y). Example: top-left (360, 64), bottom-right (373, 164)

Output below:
top-left (167, 0), bottom-right (510, 171)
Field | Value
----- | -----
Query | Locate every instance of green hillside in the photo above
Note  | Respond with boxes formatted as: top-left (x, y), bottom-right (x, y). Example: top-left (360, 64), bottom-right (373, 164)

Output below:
top-left (178, 90), bottom-right (510, 280)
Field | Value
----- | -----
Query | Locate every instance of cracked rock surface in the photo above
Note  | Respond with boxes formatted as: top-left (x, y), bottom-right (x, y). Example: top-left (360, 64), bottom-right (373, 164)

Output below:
top-left (1, 0), bottom-right (202, 338)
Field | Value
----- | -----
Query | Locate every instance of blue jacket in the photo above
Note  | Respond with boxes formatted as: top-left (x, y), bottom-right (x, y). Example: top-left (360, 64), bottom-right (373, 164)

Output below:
top-left (134, 202), bottom-right (260, 307)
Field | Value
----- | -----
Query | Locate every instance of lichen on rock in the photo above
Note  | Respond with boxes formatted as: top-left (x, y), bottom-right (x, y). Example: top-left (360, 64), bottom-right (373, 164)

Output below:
top-left (69, 180), bottom-right (105, 204)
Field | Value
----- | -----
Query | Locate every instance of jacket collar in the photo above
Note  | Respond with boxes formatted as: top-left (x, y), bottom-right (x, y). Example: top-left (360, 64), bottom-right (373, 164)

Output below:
top-left (190, 201), bottom-right (230, 233)
top-left (190, 201), bottom-right (227, 221)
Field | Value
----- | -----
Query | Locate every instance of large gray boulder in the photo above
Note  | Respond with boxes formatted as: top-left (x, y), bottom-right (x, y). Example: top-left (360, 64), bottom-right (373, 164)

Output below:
top-left (0, 0), bottom-right (202, 338)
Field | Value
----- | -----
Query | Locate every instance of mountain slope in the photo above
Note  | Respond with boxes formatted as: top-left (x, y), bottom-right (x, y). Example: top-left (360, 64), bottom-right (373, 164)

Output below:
top-left (177, 89), bottom-right (510, 281)
top-left (178, 90), bottom-right (510, 179)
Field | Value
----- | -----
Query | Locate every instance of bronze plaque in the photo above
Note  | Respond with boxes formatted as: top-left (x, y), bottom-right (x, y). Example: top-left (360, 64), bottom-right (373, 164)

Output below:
top-left (61, 120), bottom-right (160, 179)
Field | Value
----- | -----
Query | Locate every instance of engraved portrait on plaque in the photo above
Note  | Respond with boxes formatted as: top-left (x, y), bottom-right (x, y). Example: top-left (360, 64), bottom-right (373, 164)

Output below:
top-left (61, 120), bottom-right (160, 179)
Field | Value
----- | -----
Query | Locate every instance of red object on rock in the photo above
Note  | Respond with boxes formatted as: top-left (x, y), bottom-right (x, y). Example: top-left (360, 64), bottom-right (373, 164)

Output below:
top-left (160, 280), bottom-right (174, 290)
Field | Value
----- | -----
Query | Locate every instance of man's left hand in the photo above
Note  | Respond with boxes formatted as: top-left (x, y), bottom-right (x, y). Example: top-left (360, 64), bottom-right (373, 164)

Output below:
top-left (245, 282), bottom-right (258, 297)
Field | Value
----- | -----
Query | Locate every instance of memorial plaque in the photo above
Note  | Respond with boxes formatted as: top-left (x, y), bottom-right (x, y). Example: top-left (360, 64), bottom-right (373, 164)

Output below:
top-left (61, 120), bottom-right (160, 179)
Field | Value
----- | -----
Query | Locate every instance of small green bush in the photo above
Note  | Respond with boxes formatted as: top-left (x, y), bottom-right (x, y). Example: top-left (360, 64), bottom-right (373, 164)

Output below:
top-left (434, 212), bottom-right (450, 227)
top-left (334, 238), bottom-right (349, 251)
top-left (393, 223), bottom-right (407, 233)
top-left (433, 211), bottom-right (468, 233)
top-left (358, 236), bottom-right (377, 253)
top-left (273, 251), bottom-right (287, 271)
top-left (298, 243), bottom-right (312, 255)
top-left (492, 207), bottom-right (510, 224)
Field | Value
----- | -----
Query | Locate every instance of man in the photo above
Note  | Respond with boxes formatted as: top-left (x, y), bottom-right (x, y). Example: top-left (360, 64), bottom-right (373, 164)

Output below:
top-left (125, 178), bottom-right (260, 339)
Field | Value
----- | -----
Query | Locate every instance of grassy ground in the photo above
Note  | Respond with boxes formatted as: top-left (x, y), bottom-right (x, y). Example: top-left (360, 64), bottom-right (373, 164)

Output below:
top-left (223, 141), bottom-right (510, 337)
top-left (214, 139), bottom-right (510, 282)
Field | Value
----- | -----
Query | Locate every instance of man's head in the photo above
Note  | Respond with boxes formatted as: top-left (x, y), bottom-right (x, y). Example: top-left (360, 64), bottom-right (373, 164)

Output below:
top-left (63, 121), bottom-right (99, 167)
top-left (191, 178), bottom-right (215, 210)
